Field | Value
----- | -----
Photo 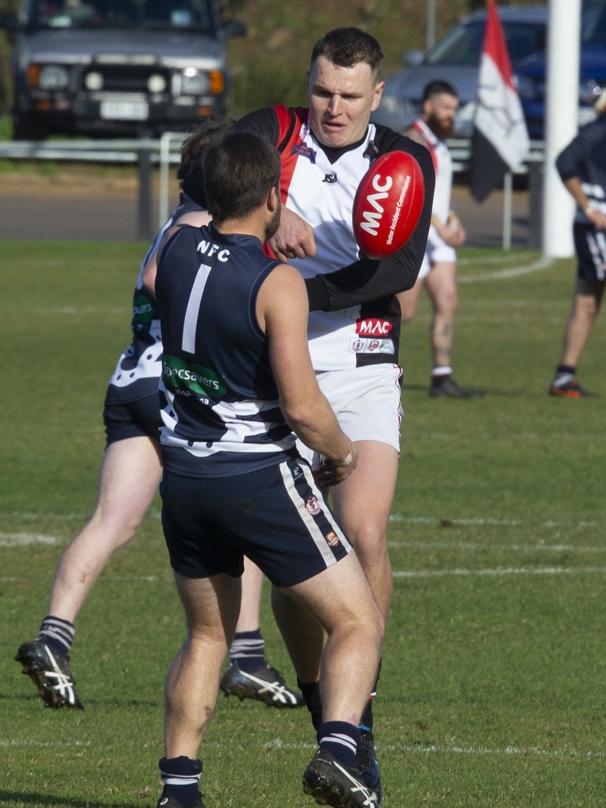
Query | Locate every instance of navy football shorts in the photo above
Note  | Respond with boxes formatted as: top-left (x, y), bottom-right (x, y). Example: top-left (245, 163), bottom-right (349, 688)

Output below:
top-left (161, 457), bottom-right (352, 588)
top-left (574, 222), bottom-right (606, 284)
top-left (103, 394), bottom-right (161, 447)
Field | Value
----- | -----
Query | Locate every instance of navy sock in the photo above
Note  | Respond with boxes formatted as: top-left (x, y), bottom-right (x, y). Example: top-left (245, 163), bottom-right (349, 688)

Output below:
top-left (298, 679), bottom-right (323, 732)
top-left (318, 721), bottom-right (360, 768)
top-left (553, 365), bottom-right (575, 387)
top-left (38, 615), bottom-right (75, 657)
top-left (159, 756), bottom-right (202, 808)
top-left (228, 629), bottom-right (265, 673)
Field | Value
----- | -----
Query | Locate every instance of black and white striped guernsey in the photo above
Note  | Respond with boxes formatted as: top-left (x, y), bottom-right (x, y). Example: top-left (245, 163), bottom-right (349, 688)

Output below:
top-left (105, 192), bottom-right (202, 405)
top-left (155, 222), bottom-right (297, 477)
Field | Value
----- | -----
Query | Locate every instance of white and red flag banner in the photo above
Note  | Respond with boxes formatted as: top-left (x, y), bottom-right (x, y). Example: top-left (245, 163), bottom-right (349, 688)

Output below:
top-left (470, 0), bottom-right (529, 201)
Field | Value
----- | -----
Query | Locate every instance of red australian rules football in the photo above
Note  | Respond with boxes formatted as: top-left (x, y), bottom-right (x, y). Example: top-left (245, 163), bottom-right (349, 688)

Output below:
top-left (353, 150), bottom-right (425, 260)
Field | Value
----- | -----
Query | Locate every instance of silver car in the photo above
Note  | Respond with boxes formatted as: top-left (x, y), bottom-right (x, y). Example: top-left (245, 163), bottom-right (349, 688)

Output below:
top-left (373, 5), bottom-right (547, 137)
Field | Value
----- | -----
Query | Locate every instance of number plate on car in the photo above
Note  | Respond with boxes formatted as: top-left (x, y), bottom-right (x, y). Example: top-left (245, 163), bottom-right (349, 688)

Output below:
top-left (100, 99), bottom-right (149, 120)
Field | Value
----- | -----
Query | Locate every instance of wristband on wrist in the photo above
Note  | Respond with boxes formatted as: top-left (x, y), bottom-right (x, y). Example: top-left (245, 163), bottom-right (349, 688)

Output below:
top-left (584, 204), bottom-right (594, 217)
top-left (333, 443), bottom-right (357, 468)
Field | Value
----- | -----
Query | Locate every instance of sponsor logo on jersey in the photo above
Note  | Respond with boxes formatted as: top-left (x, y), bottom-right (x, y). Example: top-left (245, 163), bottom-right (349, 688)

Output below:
top-left (324, 531), bottom-right (341, 548)
top-left (305, 495), bottom-right (322, 515)
top-left (355, 318), bottom-right (393, 337)
top-left (322, 172), bottom-right (338, 184)
top-left (358, 173), bottom-right (393, 237)
top-left (162, 354), bottom-right (226, 399)
top-left (291, 142), bottom-right (317, 163)
top-left (131, 290), bottom-right (157, 326)
top-left (350, 337), bottom-right (395, 355)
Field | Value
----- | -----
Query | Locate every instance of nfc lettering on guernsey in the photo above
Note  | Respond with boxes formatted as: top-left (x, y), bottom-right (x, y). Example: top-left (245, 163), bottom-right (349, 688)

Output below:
top-left (196, 240), bottom-right (230, 263)
top-left (163, 354), bottom-right (226, 399)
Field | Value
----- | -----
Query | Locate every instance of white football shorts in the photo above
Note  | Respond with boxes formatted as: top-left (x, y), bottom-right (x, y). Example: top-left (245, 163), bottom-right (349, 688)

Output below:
top-left (297, 363), bottom-right (403, 466)
top-left (418, 228), bottom-right (457, 280)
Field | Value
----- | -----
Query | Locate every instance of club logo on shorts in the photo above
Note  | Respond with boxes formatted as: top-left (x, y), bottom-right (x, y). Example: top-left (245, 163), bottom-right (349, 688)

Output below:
top-left (324, 531), bottom-right (341, 548)
top-left (291, 464), bottom-right (303, 479)
top-left (305, 495), bottom-right (321, 515)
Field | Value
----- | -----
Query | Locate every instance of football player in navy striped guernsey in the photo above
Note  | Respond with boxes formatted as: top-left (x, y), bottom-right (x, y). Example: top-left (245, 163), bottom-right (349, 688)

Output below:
top-left (147, 132), bottom-right (384, 808)
top-left (15, 118), bottom-right (302, 714)
top-left (233, 27), bottom-right (435, 804)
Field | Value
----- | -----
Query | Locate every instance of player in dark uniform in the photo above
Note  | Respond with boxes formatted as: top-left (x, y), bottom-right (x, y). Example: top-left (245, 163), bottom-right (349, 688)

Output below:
top-left (15, 118), bottom-right (302, 712)
top-left (549, 91), bottom-right (606, 398)
top-left (233, 27), bottom-right (435, 804)
top-left (148, 131), bottom-right (383, 808)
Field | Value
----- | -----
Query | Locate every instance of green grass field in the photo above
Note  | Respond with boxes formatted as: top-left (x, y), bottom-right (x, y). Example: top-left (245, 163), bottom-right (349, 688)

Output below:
top-left (1, 240), bottom-right (605, 808)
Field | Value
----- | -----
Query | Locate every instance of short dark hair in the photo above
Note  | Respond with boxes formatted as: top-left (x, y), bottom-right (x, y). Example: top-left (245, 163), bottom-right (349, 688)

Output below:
top-left (311, 27), bottom-right (383, 76)
top-left (178, 115), bottom-right (234, 206)
top-left (177, 115), bottom-right (234, 181)
top-left (202, 132), bottom-right (281, 223)
top-left (422, 80), bottom-right (459, 103)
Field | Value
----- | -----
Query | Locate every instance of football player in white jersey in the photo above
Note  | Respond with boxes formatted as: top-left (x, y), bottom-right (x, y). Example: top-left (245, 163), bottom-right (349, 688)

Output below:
top-left (398, 80), bottom-right (484, 398)
top-left (234, 27), bottom-right (435, 805)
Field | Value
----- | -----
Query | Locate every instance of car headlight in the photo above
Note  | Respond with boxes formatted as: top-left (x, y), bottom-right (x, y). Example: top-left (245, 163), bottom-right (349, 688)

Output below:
top-left (38, 65), bottom-right (70, 90)
top-left (181, 68), bottom-right (209, 95)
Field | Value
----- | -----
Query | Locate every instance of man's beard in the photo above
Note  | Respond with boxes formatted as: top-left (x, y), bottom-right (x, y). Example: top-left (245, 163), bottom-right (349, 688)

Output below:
top-left (428, 114), bottom-right (454, 140)
top-left (265, 204), bottom-right (281, 241)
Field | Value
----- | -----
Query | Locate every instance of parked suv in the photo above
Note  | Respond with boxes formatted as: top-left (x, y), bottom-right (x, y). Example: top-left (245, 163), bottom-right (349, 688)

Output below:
top-left (0, 0), bottom-right (246, 139)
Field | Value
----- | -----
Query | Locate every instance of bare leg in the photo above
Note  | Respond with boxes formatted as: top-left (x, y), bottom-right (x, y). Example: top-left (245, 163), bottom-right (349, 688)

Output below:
top-left (233, 557), bottom-right (264, 632)
top-left (271, 585), bottom-right (324, 683)
top-left (397, 278), bottom-right (424, 325)
top-left (330, 441), bottom-right (399, 620)
top-left (280, 553), bottom-right (383, 725)
top-left (424, 260), bottom-right (458, 369)
top-left (559, 282), bottom-right (603, 367)
top-left (165, 573), bottom-right (241, 758)
top-left (48, 436), bottom-right (162, 622)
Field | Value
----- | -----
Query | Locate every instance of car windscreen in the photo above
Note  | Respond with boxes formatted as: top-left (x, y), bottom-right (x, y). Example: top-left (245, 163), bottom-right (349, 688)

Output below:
top-left (425, 21), bottom-right (546, 66)
top-left (30, 0), bottom-right (215, 31)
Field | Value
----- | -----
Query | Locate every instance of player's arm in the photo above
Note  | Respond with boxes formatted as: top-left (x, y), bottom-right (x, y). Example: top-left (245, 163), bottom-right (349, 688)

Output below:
top-left (142, 210), bottom-right (212, 297)
top-left (256, 264), bottom-right (356, 481)
top-left (305, 136), bottom-right (435, 311)
top-left (556, 126), bottom-right (606, 230)
top-left (560, 176), bottom-right (606, 231)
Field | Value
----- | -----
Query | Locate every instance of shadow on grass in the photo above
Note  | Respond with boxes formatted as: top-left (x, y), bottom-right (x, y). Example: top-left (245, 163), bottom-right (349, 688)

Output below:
top-left (0, 793), bottom-right (145, 808)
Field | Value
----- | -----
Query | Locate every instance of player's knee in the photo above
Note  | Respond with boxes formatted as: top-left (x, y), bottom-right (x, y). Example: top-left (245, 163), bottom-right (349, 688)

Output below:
top-left (93, 505), bottom-right (146, 546)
